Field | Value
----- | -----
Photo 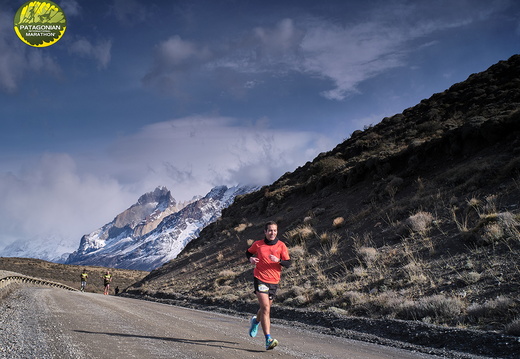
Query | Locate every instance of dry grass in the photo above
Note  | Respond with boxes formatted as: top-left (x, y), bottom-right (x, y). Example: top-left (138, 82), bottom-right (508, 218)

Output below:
top-left (332, 217), bottom-right (345, 228)
top-left (320, 232), bottom-right (341, 255)
top-left (396, 295), bottom-right (465, 322)
top-left (264, 191), bottom-right (520, 331)
top-left (268, 194), bottom-right (519, 331)
top-left (467, 296), bottom-right (516, 323)
top-left (214, 270), bottom-right (237, 287)
top-left (234, 223), bottom-right (250, 232)
top-left (357, 246), bottom-right (378, 266)
top-left (405, 211), bottom-right (434, 235)
top-left (284, 224), bottom-right (316, 246)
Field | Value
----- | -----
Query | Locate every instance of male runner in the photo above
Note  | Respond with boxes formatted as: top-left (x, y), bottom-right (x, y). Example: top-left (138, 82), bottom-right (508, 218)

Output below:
top-left (246, 221), bottom-right (291, 350)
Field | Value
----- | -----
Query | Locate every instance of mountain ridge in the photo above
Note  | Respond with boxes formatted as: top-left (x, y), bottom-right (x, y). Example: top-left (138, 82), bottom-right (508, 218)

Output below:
top-left (66, 184), bottom-right (259, 271)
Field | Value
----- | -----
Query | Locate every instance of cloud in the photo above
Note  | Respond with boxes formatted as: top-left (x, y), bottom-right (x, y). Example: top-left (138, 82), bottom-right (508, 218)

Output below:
top-left (251, 18), bottom-right (304, 68)
top-left (0, 153), bottom-right (135, 252)
top-left (106, 115), bottom-right (332, 200)
top-left (142, 35), bottom-right (211, 97)
top-left (143, 14), bottom-right (392, 99)
top-left (0, 12), bottom-right (62, 93)
top-left (60, 0), bottom-right (81, 17)
top-left (69, 37), bottom-right (113, 69)
top-left (143, 2), bottom-right (507, 101)
top-left (300, 20), bottom-right (408, 100)
top-left (111, 0), bottom-right (152, 25)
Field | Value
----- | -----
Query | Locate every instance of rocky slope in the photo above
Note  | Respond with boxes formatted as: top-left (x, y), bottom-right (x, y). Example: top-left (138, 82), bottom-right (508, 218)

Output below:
top-left (123, 55), bottom-right (520, 358)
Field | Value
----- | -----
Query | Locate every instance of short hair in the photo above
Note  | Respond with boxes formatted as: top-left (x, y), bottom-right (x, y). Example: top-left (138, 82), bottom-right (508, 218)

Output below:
top-left (264, 221), bottom-right (278, 230)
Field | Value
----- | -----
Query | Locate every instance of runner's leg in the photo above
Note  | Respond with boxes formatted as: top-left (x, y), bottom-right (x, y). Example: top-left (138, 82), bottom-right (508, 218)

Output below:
top-left (256, 292), bottom-right (273, 336)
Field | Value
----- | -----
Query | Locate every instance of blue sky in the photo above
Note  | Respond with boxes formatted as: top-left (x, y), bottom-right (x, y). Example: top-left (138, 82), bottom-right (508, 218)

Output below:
top-left (0, 0), bottom-right (519, 257)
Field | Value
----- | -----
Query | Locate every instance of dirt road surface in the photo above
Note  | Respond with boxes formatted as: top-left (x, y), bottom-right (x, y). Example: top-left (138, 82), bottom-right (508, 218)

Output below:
top-left (0, 287), bottom-right (445, 359)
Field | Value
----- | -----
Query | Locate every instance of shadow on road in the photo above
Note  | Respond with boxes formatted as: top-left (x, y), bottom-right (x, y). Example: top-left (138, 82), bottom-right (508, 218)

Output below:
top-left (73, 330), bottom-right (264, 353)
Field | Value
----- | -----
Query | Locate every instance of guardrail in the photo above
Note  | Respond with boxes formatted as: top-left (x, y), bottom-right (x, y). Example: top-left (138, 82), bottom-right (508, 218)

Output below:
top-left (0, 275), bottom-right (78, 292)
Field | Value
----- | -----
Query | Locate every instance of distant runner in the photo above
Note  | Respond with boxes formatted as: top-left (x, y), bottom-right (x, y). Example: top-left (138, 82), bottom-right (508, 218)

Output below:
top-left (103, 271), bottom-right (112, 295)
top-left (246, 221), bottom-right (291, 350)
top-left (80, 269), bottom-right (88, 292)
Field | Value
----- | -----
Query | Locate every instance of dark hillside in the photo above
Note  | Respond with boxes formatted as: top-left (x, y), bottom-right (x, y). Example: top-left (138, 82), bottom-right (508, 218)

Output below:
top-left (125, 55), bottom-right (520, 357)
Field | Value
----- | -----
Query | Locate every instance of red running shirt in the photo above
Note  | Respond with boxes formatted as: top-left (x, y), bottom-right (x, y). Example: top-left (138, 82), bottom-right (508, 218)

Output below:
top-left (247, 239), bottom-right (290, 284)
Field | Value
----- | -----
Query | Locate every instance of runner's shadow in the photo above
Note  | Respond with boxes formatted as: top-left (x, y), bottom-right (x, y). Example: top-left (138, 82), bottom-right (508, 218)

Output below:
top-left (73, 330), bottom-right (264, 353)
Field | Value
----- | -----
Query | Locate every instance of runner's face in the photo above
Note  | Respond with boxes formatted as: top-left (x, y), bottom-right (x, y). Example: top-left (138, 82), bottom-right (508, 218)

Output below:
top-left (264, 224), bottom-right (277, 241)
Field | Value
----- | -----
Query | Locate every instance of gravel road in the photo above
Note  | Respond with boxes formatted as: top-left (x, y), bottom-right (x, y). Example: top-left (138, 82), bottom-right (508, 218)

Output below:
top-left (0, 286), bottom-right (446, 359)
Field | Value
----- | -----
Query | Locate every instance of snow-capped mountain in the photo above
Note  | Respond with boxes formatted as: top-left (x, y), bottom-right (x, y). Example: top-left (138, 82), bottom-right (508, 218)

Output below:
top-left (66, 185), bottom-right (258, 271)
top-left (1, 236), bottom-right (75, 263)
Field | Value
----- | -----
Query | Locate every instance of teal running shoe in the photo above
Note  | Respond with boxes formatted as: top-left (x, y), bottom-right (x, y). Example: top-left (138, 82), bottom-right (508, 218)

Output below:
top-left (249, 316), bottom-right (259, 337)
top-left (266, 338), bottom-right (278, 350)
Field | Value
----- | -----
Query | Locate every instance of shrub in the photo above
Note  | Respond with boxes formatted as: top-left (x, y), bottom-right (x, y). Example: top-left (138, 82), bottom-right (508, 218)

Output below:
top-left (325, 282), bottom-right (347, 298)
top-left (372, 291), bottom-right (403, 316)
top-left (285, 224), bottom-right (315, 244)
top-left (505, 318), bottom-right (520, 336)
top-left (220, 293), bottom-right (239, 301)
top-left (290, 285), bottom-right (307, 297)
top-left (464, 211), bottom-right (519, 245)
top-left (405, 211), bottom-right (434, 234)
top-left (403, 262), bottom-right (428, 284)
top-left (319, 232), bottom-right (330, 244)
top-left (343, 291), bottom-right (365, 306)
top-left (357, 247), bottom-right (378, 266)
top-left (467, 296), bottom-right (515, 321)
top-left (293, 294), bottom-right (309, 306)
top-left (289, 245), bottom-right (306, 259)
top-left (462, 271), bottom-right (481, 284)
top-left (321, 232), bottom-right (341, 255)
top-left (218, 270), bottom-right (236, 279)
top-left (214, 270), bottom-right (236, 287)
top-left (280, 285), bottom-right (310, 306)
top-left (0, 283), bottom-right (22, 301)
top-left (385, 176), bottom-right (404, 197)
top-left (301, 255), bottom-right (320, 272)
top-left (353, 266), bottom-right (368, 278)
top-left (482, 222), bottom-right (504, 242)
top-left (311, 157), bottom-right (346, 175)
top-left (397, 295), bottom-right (464, 321)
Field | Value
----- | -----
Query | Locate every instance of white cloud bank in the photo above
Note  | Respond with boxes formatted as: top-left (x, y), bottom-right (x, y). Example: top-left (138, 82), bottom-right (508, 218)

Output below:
top-left (0, 116), bottom-right (332, 255)
top-left (106, 115), bottom-right (332, 200)
top-left (0, 153), bottom-right (135, 254)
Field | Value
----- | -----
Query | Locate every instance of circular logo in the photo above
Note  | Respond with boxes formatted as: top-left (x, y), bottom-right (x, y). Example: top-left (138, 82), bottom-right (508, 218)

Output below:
top-left (13, 1), bottom-right (67, 47)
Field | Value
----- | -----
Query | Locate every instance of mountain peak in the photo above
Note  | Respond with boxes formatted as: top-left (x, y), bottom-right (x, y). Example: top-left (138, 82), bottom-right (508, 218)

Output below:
top-left (114, 187), bottom-right (175, 229)
top-left (136, 186), bottom-right (175, 207)
top-left (66, 184), bottom-right (259, 270)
